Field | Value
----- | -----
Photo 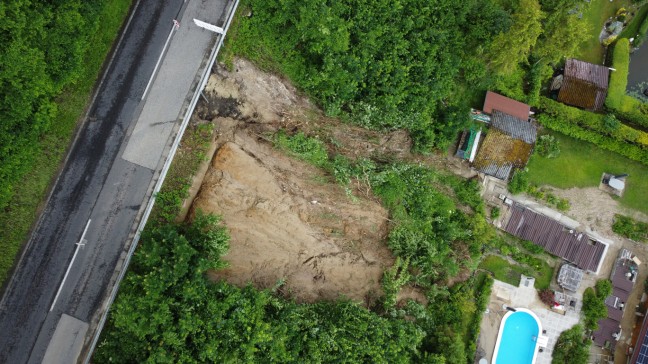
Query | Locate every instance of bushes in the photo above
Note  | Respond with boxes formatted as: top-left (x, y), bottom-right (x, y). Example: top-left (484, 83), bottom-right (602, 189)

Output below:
top-left (275, 131), bottom-right (329, 169)
top-left (538, 288), bottom-right (554, 306)
top-left (536, 134), bottom-right (560, 158)
top-left (227, 0), bottom-right (519, 151)
top-left (509, 170), bottom-right (529, 194)
top-left (612, 214), bottom-right (648, 242)
top-left (537, 98), bottom-right (648, 165)
top-left (540, 98), bottom-right (648, 147)
top-left (96, 217), bottom-right (426, 363)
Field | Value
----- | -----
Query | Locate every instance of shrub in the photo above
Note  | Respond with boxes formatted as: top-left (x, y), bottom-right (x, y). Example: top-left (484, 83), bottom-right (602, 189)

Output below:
top-left (509, 171), bottom-right (529, 194)
top-left (537, 98), bottom-right (648, 166)
top-left (491, 207), bottom-right (501, 220)
top-left (603, 114), bottom-right (621, 132)
top-left (612, 214), bottom-right (648, 242)
top-left (275, 131), bottom-right (329, 168)
top-left (382, 257), bottom-right (411, 310)
top-left (595, 279), bottom-right (613, 299)
top-left (521, 240), bottom-right (544, 254)
top-left (556, 198), bottom-right (570, 211)
top-left (538, 289), bottom-right (554, 306)
top-left (536, 135), bottom-right (560, 158)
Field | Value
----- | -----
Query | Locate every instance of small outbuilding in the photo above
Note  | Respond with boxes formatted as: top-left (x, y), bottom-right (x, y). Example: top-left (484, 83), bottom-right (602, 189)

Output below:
top-left (557, 264), bottom-right (584, 292)
top-left (483, 91), bottom-right (531, 121)
top-left (473, 110), bottom-right (537, 180)
top-left (557, 58), bottom-right (610, 111)
top-left (600, 173), bottom-right (627, 196)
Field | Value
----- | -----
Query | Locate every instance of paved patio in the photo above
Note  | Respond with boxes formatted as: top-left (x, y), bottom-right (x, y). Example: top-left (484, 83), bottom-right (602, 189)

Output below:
top-left (476, 278), bottom-right (581, 364)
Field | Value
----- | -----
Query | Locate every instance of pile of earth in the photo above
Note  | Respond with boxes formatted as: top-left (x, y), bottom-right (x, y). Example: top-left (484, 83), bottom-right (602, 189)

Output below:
top-left (187, 59), bottom-right (417, 304)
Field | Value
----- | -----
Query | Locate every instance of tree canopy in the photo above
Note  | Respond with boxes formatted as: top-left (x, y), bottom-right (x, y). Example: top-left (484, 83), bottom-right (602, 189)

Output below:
top-left (552, 324), bottom-right (590, 364)
top-left (233, 0), bottom-right (511, 150)
top-left (95, 215), bottom-right (426, 363)
top-left (0, 0), bottom-right (104, 209)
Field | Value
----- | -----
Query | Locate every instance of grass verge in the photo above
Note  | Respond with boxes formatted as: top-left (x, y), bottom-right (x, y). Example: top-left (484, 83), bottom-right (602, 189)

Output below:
top-left (0, 0), bottom-right (133, 285)
top-left (526, 131), bottom-right (648, 215)
top-left (151, 122), bottom-right (214, 223)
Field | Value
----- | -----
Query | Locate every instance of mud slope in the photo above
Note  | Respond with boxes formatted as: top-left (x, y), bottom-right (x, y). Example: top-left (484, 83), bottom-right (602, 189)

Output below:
top-left (189, 59), bottom-right (398, 304)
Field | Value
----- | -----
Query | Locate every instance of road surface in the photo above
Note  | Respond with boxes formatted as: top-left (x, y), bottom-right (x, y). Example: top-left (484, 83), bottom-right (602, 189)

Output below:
top-left (0, 0), bottom-right (230, 362)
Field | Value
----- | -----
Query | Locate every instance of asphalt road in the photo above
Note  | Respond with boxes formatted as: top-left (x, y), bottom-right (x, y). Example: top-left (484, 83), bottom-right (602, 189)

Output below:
top-left (0, 0), bottom-right (228, 362)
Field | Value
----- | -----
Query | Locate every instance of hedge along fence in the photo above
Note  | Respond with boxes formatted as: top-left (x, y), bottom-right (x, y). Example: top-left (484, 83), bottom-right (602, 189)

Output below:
top-left (537, 99), bottom-right (648, 166)
top-left (606, 38), bottom-right (629, 110)
top-left (540, 97), bottom-right (648, 147)
top-left (605, 38), bottom-right (648, 128)
top-left (637, 9), bottom-right (648, 47)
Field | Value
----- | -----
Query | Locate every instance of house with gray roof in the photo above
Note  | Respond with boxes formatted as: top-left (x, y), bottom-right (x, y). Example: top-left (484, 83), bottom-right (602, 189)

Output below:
top-left (473, 110), bottom-right (538, 180)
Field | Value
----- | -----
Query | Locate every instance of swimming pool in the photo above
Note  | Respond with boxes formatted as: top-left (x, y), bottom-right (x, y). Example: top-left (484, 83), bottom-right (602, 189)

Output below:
top-left (492, 308), bottom-right (542, 364)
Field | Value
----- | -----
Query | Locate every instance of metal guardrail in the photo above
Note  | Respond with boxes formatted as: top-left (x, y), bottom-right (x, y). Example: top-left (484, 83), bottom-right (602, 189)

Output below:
top-left (82, 0), bottom-right (239, 361)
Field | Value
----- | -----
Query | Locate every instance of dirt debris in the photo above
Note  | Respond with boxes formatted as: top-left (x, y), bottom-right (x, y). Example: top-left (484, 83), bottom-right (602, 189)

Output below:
top-left (188, 59), bottom-right (411, 304)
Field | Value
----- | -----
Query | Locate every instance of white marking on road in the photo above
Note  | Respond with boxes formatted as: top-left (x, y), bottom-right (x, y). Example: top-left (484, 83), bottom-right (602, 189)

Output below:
top-left (141, 20), bottom-right (180, 101)
top-left (49, 219), bottom-right (91, 312)
top-left (193, 18), bottom-right (224, 34)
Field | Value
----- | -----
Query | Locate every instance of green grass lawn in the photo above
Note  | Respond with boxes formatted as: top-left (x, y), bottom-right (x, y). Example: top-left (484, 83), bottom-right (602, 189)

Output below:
top-left (526, 131), bottom-right (648, 215)
top-left (0, 0), bottom-right (132, 285)
top-left (576, 0), bottom-right (632, 64)
top-left (480, 247), bottom-right (554, 290)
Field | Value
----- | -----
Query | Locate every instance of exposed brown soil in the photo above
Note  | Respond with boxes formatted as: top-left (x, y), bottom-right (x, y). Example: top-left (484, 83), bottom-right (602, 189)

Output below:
top-left (547, 186), bottom-right (648, 239)
top-left (187, 59), bottom-right (412, 304)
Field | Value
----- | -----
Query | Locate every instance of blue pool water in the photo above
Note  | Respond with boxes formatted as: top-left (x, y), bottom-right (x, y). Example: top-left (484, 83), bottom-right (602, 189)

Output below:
top-left (494, 311), bottom-right (540, 364)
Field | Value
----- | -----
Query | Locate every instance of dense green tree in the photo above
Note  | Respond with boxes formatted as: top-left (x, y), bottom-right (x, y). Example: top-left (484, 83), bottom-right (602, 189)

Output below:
top-left (235, 0), bottom-right (510, 150)
top-left (0, 0), bottom-right (103, 209)
top-left (95, 215), bottom-right (426, 363)
top-left (487, 0), bottom-right (544, 75)
top-left (533, 11), bottom-right (590, 65)
top-left (582, 287), bottom-right (608, 331)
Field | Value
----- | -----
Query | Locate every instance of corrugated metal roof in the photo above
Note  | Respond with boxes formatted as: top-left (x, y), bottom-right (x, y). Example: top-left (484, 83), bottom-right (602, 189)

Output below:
top-left (593, 317), bottom-right (621, 348)
top-left (557, 59), bottom-right (610, 111)
top-left (483, 91), bottom-right (531, 120)
top-left (491, 111), bottom-right (537, 144)
top-left (505, 204), bottom-right (606, 272)
top-left (594, 249), bottom-right (637, 349)
top-left (564, 58), bottom-right (610, 88)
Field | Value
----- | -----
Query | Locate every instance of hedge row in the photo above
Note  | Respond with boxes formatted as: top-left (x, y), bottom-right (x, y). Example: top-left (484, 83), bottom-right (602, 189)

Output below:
top-left (605, 38), bottom-right (629, 110)
top-left (605, 38), bottom-right (648, 128)
top-left (540, 98), bottom-right (648, 147)
top-left (537, 113), bottom-right (648, 166)
top-left (637, 10), bottom-right (648, 47)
